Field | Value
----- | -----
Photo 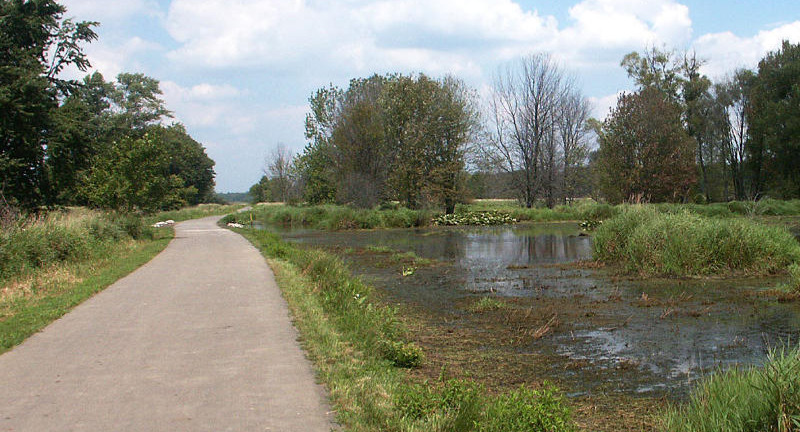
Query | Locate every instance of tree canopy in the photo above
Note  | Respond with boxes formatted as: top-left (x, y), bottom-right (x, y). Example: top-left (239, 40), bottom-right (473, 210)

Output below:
top-left (0, 0), bottom-right (216, 213)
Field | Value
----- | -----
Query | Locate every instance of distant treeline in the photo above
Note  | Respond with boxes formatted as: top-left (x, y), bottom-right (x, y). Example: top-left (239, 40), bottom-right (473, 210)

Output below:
top-left (251, 43), bottom-right (800, 209)
top-left (1, 0), bottom-right (216, 214)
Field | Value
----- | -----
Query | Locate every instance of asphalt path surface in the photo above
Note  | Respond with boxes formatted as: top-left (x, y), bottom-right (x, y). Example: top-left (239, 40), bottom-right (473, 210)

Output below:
top-left (0, 216), bottom-right (334, 431)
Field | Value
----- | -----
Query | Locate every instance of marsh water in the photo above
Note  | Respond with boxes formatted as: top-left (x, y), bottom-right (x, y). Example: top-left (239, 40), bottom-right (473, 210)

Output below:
top-left (273, 223), bottom-right (800, 398)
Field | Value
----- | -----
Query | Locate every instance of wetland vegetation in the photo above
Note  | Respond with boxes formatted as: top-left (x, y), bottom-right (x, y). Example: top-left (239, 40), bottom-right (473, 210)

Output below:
top-left (228, 199), bottom-right (800, 430)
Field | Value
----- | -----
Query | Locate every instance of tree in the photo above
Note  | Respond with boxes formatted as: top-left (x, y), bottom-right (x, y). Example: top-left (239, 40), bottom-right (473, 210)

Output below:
top-left (0, 0), bottom-right (96, 208)
top-left (299, 73), bottom-right (476, 213)
top-left (596, 87), bottom-right (696, 203)
top-left (157, 124), bottom-right (216, 205)
top-left (749, 41), bottom-right (800, 198)
top-left (248, 175), bottom-right (271, 203)
top-left (297, 85), bottom-right (340, 204)
top-left (423, 76), bottom-right (478, 214)
top-left (557, 90), bottom-right (591, 204)
top-left (332, 75), bottom-right (388, 207)
top-left (46, 72), bottom-right (111, 204)
top-left (487, 53), bottom-right (570, 208)
top-left (621, 47), bottom-right (683, 102)
top-left (83, 132), bottom-right (183, 213)
top-left (716, 69), bottom-right (755, 200)
top-left (108, 72), bottom-right (172, 135)
top-left (265, 143), bottom-right (293, 203)
top-left (382, 74), bottom-right (476, 212)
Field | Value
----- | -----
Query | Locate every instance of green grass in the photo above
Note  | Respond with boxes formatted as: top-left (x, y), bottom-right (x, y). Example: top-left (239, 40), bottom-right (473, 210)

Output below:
top-left (662, 346), bottom-right (800, 432)
top-left (229, 224), bottom-right (575, 431)
top-left (225, 199), bottom-right (800, 233)
top-left (593, 206), bottom-right (800, 277)
top-left (0, 209), bottom-right (172, 353)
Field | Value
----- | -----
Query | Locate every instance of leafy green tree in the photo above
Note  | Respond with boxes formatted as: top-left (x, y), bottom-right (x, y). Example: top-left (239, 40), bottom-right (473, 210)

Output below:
top-left (108, 72), bottom-right (172, 134)
top-left (46, 72), bottom-right (111, 204)
top-left (749, 41), bottom-right (800, 198)
top-left (0, 0), bottom-right (96, 208)
top-left (596, 87), bottom-right (696, 203)
top-left (248, 175), bottom-right (271, 203)
top-left (83, 132), bottom-right (183, 213)
top-left (621, 47), bottom-right (684, 102)
top-left (157, 124), bottom-right (216, 205)
top-left (298, 85), bottom-right (340, 204)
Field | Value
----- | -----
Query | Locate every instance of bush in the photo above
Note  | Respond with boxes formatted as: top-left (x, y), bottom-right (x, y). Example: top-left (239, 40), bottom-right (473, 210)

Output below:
top-left (662, 347), bottom-right (800, 432)
top-left (397, 379), bottom-right (485, 429)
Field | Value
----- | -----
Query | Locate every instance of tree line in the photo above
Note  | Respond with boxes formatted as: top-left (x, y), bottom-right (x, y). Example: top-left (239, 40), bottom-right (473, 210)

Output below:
top-left (253, 41), bottom-right (800, 210)
top-left (253, 74), bottom-right (479, 213)
top-left (1, 0), bottom-right (216, 213)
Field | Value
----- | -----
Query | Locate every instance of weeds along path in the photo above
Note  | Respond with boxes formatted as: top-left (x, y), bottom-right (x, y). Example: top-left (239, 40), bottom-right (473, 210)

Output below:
top-left (0, 216), bottom-right (333, 431)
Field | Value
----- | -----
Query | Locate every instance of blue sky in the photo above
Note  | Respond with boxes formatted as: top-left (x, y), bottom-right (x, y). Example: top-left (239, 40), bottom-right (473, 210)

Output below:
top-left (59, 0), bottom-right (800, 193)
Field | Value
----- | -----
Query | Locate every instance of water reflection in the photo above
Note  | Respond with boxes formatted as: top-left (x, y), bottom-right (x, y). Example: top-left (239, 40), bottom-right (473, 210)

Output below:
top-left (275, 222), bottom-right (800, 397)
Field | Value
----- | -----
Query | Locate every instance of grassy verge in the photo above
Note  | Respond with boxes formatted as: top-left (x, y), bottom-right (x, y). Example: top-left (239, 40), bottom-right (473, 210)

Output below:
top-left (661, 346), bottom-right (800, 431)
top-left (146, 203), bottom-right (246, 224)
top-left (230, 225), bottom-right (576, 431)
top-left (0, 208), bottom-right (172, 353)
top-left (593, 206), bottom-right (800, 277)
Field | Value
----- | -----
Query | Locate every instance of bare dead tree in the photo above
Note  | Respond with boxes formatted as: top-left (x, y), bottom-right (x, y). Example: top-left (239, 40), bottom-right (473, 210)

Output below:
top-left (265, 143), bottom-right (294, 203)
top-left (488, 53), bottom-right (568, 208)
top-left (558, 90), bottom-right (592, 204)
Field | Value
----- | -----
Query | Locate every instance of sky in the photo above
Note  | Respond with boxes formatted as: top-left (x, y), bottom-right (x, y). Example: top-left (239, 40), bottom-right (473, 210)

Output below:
top-left (58, 0), bottom-right (800, 193)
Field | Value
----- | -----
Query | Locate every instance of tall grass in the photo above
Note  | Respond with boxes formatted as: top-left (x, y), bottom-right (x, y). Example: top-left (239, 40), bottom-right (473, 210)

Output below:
top-left (593, 206), bottom-right (800, 276)
top-left (230, 224), bottom-right (575, 431)
top-left (0, 208), bottom-right (172, 352)
top-left (662, 346), bottom-right (800, 432)
top-left (235, 204), bottom-right (432, 230)
top-left (1, 209), bottom-right (154, 283)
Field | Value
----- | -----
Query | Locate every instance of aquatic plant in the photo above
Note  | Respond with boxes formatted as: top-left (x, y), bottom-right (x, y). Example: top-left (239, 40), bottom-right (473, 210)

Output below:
top-left (662, 346), bottom-right (800, 432)
top-left (593, 206), bottom-right (800, 277)
top-left (433, 211), bottom-right (517, 226)
top-left (468, 297), bottom-right (509, 313)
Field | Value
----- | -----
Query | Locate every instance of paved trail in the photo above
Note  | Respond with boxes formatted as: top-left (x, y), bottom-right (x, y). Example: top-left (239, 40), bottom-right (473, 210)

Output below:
top-left (0, 216), bottom-right (334, 431)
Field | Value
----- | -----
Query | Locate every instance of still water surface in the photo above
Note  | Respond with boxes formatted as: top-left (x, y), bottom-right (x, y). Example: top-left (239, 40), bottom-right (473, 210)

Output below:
top-left (275, 223), bottom-right (800, 396)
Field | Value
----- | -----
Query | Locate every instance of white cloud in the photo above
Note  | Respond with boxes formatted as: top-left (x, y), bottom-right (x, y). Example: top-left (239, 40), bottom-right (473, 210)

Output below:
top-left (161, 81), bottom-right (247, 129)
top-left (60, 0), bottom-right (159, 21)
top-left (694, 21), bottom-right (800, 79)
top-left (588, 91), bottom-right (624, 120)
top-left (162, 0), bottom-right (696, 79)
top-left (557, 0), bottom-right (692, 62)
top-left (58, 36), bottom-right (161, 81)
